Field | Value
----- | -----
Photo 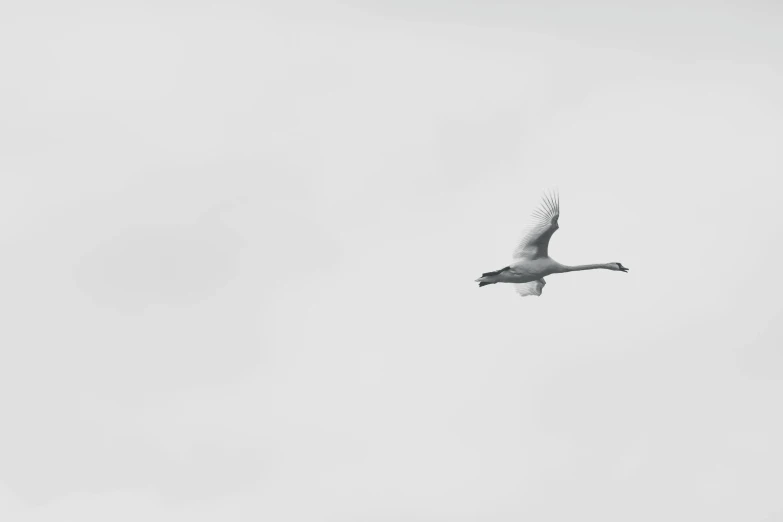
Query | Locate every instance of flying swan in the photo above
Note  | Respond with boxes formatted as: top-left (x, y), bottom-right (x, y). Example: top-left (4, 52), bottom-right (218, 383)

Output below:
top-left (475, 190), bottom-right (628, 297)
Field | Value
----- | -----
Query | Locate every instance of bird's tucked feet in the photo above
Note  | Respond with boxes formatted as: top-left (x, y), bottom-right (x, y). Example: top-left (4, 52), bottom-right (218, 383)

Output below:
top-left (481, 266), bottom-right (510, 277)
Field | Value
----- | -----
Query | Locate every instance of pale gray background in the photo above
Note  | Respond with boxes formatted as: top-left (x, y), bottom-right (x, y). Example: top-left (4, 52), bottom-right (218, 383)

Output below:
top-left (1, 1), bottom-right (782, 520)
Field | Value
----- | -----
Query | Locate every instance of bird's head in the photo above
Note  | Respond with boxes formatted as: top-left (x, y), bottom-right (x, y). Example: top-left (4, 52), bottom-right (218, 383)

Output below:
top-left (612, 262), bottom-right (629, 272)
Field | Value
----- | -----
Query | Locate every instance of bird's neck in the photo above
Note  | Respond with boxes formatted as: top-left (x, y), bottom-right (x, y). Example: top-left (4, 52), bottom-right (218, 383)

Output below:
top-left (557, 263), bottom-right (613, 273)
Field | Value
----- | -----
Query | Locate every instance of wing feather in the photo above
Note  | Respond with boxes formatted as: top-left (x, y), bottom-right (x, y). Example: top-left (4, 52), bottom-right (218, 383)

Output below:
top-left (512, 189), bottom-right (560, 260)
top-left (514, 278), bottom-right (546, 297)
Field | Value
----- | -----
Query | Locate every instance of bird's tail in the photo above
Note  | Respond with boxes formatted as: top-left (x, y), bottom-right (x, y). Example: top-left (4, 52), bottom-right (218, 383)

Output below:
top-left (475, 266), bottom-right (508, 287)
top-left (475, 275), bottom-right (497, 287)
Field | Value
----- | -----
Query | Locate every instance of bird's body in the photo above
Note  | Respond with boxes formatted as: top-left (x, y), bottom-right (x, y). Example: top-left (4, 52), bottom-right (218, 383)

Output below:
top-left (481, 258), bottom-right (562, 284)
top-left (476, 190), bottom-right (628, 297)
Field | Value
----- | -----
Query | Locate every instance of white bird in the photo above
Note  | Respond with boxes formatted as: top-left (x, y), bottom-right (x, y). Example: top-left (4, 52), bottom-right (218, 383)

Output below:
top-left (475, 190), bottom-right (628, 297)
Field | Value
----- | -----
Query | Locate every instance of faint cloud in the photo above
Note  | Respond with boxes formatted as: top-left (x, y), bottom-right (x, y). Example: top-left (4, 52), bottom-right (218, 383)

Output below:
top-left (72, 202), bottom-right (244, 313)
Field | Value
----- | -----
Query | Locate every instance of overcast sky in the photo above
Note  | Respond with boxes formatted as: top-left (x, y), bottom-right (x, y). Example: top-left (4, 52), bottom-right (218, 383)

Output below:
top-left (1, 1), bottom-right (783, 521)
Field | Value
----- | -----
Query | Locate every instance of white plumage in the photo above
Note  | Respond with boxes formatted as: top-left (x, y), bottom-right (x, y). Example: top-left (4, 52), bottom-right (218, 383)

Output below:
top-left (475, 190), bottom-right (628, 297)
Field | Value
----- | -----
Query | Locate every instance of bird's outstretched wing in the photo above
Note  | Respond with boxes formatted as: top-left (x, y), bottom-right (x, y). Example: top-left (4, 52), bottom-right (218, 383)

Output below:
top-left (512, 190), bottom-right (560, 260)
top-left (514, 279), bottom-right (546, 297)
